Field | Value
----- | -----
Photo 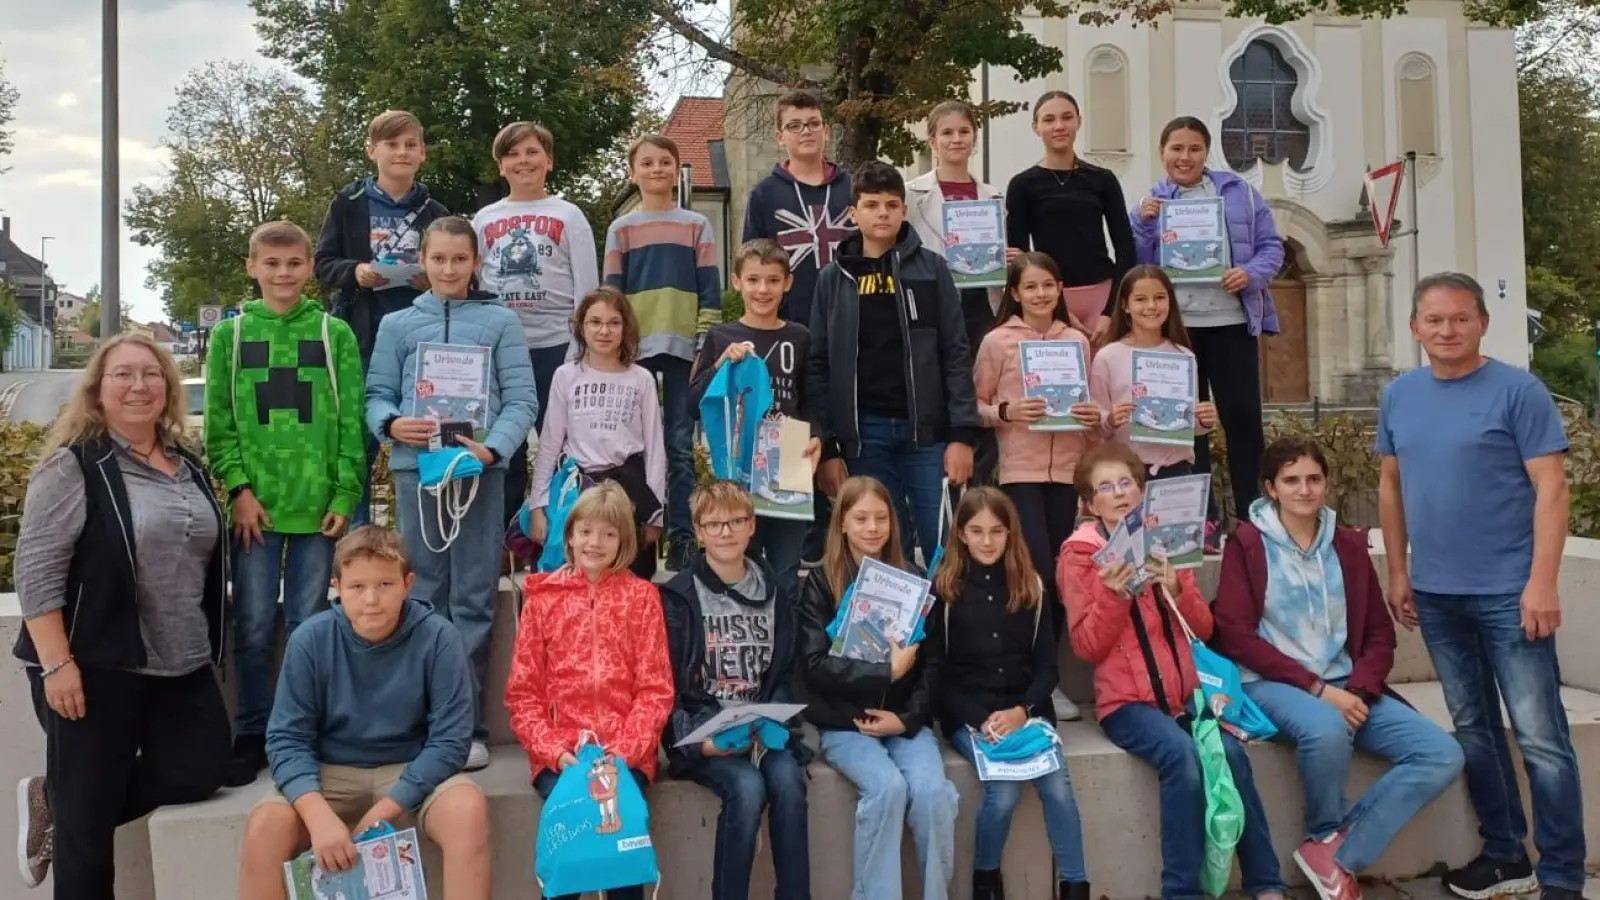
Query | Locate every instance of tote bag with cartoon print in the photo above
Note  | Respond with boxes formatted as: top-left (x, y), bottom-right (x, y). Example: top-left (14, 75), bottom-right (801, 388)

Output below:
top-left (535, 738), bottom-right (659, 896)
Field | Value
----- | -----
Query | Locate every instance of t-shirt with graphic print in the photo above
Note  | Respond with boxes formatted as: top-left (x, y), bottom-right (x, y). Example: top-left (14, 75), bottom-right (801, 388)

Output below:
top-left (472, 195), bottom-right (599, 350)
top-left (689, 320), bottom-right (812, 421)
top-left (694, 563), bottom-right (774, 704)
top-left (527, 361), bottom-right (667, 523)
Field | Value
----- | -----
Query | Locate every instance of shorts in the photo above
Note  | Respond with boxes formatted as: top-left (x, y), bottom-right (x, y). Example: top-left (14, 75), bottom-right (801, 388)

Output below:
top-left (255, 763), bottom-right (478, 831)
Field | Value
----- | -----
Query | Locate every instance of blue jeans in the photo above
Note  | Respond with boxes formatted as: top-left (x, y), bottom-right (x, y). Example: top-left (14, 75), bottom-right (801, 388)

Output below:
top-left (640, 354), bottom-right (695, 549)
top-left (846, 415), bottom-right (946, 565)
top-left (948, 726), bottom-right (1088, 880)
top-left (392, 467), bottom-right (506, 742)
top-left (1243, 678), bottom-right (1463, 872)
top-left (533, 766), bottom-right (651, 900)
top-left (1100, 701), bottom-right (1284, 900)
top-left (232, 531), bottom-right (334, 735)
top-left (683, 749), bottom-right (811, 900)
top-left (506, 344), bottom-right (571, 527)
top-left (1414, 591), bottom-right (1588, 889)
top-left (749, 517), bottom-right (807, 603)
top-left (819, 728), bottom-right (957, 900)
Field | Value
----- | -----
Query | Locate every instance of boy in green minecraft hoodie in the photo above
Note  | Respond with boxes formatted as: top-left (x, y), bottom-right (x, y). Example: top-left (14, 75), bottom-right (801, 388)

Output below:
top-left (206, 221), bottom-right (367, 787)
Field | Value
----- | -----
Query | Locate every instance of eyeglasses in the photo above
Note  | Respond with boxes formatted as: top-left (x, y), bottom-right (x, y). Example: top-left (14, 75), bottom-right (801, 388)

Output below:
top-left (583, 318), bottom-right (623, 332)
top-left (104, 369), bottom-right (166, 388)
top-left (698, 516), bottom-right (752, 535)
top-left (1094, 477), bottom-right (1137, 496)
top-left (781, 120), bottom-right (826, 135)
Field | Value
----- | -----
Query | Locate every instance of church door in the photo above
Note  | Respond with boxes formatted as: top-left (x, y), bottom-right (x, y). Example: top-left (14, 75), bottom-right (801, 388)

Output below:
top-left (1260, 245), bottom-right (1310, 403)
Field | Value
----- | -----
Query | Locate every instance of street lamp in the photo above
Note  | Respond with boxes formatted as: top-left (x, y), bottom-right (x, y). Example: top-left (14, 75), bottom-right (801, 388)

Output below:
top-left (39, 237), bottom-right (53, 370)
top-left (100, 0), bottom-right (120, 339)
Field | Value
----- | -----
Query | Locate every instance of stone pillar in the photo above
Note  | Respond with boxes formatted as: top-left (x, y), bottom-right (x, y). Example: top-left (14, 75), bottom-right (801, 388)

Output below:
top-left (1360, 251), bottom-right (1395, 370)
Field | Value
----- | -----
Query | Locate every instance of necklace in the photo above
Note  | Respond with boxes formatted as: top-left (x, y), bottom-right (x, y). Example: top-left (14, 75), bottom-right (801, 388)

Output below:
top-left (127, 440), bottom-right (162, 465)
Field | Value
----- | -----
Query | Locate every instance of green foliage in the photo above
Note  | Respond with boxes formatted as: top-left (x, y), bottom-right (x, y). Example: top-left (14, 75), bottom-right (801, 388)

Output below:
top-left (1208, 412), bottom-right (1382, 527)
top-left (0, 422), bottom-right (53, 590)
top-left (1531, 330), bottom-right (1596, 407)
top-left (0, 51), bottom-right (17, 174)
top-left (722, 289), bottom-right (745, 323)
top-left (0, 283), bottom-right (22, 365)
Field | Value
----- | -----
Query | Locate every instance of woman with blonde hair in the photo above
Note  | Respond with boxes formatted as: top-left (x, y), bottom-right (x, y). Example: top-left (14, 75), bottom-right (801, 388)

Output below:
top-left (13, 334), bottom-right (231, 898)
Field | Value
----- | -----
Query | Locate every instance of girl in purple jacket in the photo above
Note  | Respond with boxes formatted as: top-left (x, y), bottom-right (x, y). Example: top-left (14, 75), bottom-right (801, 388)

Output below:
top-left (1130, 116), bottom-right (1283, 545)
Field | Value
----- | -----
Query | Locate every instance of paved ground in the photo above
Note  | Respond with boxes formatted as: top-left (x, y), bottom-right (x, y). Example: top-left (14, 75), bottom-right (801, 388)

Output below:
top-left (0, 369), bottom-right (82, 424)
top-left (1263, 873), bottom-right (1600, 900)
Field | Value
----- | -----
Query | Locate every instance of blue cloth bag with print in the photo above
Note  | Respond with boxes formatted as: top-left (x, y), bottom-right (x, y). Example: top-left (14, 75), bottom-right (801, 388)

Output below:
top-left (522, 456), bottom-right (582, 573)
top-left (535, 738), bottom-right (659, 897)
top-left (699, 354), bottom-right (774, 483)
top-left (1157, 586), bottom-right (1278, 742)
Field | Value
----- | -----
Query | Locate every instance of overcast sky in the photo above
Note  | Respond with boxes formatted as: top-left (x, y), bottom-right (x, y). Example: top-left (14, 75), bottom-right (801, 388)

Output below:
top-left (1, 0), bottom-right (269, 325)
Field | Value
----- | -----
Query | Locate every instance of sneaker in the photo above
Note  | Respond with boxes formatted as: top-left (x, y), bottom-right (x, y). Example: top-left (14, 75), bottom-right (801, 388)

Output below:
top-left (1539, 888), bottom-right (1582, 900)
top-left (1441, 853), bottom-right (1538, 899)
top-left (1051, 688), bottom-right (1082, 722)
top-left (1203, 521), bottom-right (1224, 557)
top-left (464, 742), bottom-right (491, 772)
top-left (1295, 833), bottom-right (1361, 900)
top-left (225, 734), bottom-right (268, 788)
top-left (15, 776), bottom-right (50, 888)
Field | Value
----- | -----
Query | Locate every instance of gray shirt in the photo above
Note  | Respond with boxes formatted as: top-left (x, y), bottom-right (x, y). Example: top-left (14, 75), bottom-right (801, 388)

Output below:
top-left (16, 441), bottom-right (218, 676)
top-left (694, 564), bottom-right (774, 705)
top-left (1174, 178), bottom-right (1247, 329)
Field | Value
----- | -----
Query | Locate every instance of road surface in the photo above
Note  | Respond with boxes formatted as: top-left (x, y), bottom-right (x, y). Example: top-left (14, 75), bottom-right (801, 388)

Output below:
top-left (0, 370), bottom-right (84, 424)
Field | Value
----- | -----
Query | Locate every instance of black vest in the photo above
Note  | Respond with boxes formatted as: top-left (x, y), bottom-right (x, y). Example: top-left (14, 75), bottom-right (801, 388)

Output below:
top-left (12, 438), bottom-right (228, 670)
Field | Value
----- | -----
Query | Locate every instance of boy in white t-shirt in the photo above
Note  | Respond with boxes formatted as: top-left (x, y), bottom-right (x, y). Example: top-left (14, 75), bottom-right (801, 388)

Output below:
top-left (472, 121), bottom-right (600, 524)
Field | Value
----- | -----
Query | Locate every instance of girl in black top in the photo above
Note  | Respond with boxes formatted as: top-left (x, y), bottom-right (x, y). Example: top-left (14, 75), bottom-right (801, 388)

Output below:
top-left (928, 487), bottom-right (1088, 900)
top-left (1005, 91), bottom-right (1137, 341)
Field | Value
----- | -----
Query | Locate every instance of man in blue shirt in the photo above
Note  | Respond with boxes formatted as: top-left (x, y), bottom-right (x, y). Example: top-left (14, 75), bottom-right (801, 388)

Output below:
top-left (1377, 272), bottom-right (1582, 900)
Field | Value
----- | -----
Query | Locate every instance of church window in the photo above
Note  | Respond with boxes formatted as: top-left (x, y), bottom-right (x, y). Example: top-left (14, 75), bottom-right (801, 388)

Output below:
top-left (1220, 40), bottom-right (1311, 170)
top-left (1085, 47), bottom-right (1130, 153)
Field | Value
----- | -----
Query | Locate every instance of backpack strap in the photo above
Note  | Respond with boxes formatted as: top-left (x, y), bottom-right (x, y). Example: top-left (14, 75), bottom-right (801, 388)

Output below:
top-left (1128, 584), bottom-right (1187, 721)
top-left (230, 315), bottom-right (241, 423)
top-left (322, 313), bottom-right (340, 417)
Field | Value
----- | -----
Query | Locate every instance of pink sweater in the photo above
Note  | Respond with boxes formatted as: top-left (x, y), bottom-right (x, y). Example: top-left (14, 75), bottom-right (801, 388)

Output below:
top-left (973, 316), bottom-right (1097, 485)
top-left (528, 361), bottom-right (667, 524)
top-left (1088, 339), bottom-right (1200, 473)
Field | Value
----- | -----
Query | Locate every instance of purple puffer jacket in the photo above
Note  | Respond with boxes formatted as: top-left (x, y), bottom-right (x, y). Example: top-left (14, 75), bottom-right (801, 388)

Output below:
top-left (1129, 168), bottom-right (1282, 337)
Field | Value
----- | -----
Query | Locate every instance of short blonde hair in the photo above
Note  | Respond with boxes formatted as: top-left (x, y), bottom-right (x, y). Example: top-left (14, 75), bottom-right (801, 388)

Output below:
top-left (565, 482), bottom-right (638, 574)
top-left (248, 220), bottom-right (312, 258)
top-left (369, 110), bottom-right (424, 144)
top-left (334, 525), bottom-right (412, 578)
top-left (690, 480), bottom-right (755, 526)
top-left (493, 121), bottom-right (554, 161)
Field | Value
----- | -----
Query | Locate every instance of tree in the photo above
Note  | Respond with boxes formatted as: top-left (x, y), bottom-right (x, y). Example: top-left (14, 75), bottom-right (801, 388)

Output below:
top-left (1519, 65), bottom-right (1600, 340)
top-left (125, 61), bottom-right (349, 324)
top-left (0, 51), bottom-right (19, 174)
top-left (250, 0), bottom-right (650, 213)
top-left (78, 287), bottom-right (100, 339)
top-left (0, 283), bottom-right (22, 369)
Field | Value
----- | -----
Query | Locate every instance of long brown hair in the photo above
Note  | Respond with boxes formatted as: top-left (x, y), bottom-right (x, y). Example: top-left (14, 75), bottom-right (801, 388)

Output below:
top-left (1103, 264), bottom-right (1192, 350)
top-left (572, 286), bottom-right (642, 366)
top-left (822, 476), bottom-right (907, 602)
top-left (933, 487), bottom-right (1041, 613)
top-left (44, 334), bottom-right (186, 458)
top-left (994, 251), bottom-right (1067, 328)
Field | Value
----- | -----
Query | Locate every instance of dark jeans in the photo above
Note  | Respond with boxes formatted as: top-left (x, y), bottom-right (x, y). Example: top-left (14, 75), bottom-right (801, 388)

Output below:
top-left (1189, 324), bottom-right (1263, 522)
top-left (640, 354), bottom-right (696, 550)
top-left (1415, 591), bottom-right (1588, 889)
top-left (846, 415), bottom-right (947, 565)
top-left (533, 765), bottom-right (653, 900)
top-left (1100, 701), bottom-right (1283, 900)
top-left (750, 516), bottom-right (808, 604)
top-left (231, 532), bottom-right (334, 735)
top-left (29, 665), bottom-right (230, 900)
top-left (506, 344), bottom-right (572, 528)
top-left (1002, 481), bottom-right (1078, 644)
top-left (682, 750), bottom-right (811, 900)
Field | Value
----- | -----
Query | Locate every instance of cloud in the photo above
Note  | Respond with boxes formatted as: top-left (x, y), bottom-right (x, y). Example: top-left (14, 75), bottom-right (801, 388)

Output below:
top-left (55, 93), bottom-right (79, 109)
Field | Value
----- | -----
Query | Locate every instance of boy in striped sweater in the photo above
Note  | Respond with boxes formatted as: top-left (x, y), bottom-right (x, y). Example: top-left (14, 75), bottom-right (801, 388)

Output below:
top-left (604, 135), bottom-right (723, 570)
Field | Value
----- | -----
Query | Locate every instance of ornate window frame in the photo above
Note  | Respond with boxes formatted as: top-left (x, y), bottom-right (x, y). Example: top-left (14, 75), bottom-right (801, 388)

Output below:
top-left (1212, 23), bottom-right (1336, 193)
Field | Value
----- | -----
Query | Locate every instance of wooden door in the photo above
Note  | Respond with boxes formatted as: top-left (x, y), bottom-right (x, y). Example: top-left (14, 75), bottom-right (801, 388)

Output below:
top-left (1260, 279), bottom-right (1310, 403)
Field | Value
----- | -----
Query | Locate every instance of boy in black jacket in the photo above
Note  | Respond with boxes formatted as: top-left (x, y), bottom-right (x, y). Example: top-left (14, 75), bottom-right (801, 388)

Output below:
top-left (809, 160), bottom-right (981, 564)
top-left (313, 109), bottom-right (448, 523)
top-left (660, 481), bottom-right (810, 900)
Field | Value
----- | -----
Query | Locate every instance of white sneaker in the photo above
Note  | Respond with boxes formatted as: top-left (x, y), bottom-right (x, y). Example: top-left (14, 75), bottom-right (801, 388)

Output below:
top-left (464, 742), bottom-right (490, 772)
top-left (1052, 688), bottom-right (1082, 722)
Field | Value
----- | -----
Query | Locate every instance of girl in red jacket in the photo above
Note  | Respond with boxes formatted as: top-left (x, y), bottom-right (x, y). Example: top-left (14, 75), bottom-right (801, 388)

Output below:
top-left (1056, 442), bottom-right (1283, 900)
top-left (1211, 438), bottom-right (1462, 900)
top-left (505, 481), bottom-right (675, 900)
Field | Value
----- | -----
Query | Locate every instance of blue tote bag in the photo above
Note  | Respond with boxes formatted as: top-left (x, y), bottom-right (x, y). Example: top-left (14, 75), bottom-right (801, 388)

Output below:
top-left (523, 456), bottom-right (582, 573)
top-left (535, 735), bottom-right (659, 897)
top-left (1158, 586), bottom-right (1278, 742)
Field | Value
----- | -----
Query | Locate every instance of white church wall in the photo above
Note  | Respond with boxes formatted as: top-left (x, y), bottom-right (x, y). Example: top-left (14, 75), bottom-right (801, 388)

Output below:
top-left (1466, 26), bottom-right (1530, 368)
top-left (1308, 24), bottom-right (1368, 224)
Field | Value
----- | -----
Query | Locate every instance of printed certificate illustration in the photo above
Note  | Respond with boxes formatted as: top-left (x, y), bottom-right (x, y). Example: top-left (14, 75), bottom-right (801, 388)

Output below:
top-left (673, 703), bottom-right (809, 747)
top-left (284, 827), bottom-right (426, 900)
top-left (1142, 474), bottom-right (1212, 569)
top-left (831, 557), bottom-right (933, 663)
top-left (967, 727), bottom-right (1065, 782)
top-left (1093, 507), bottom-right (1152, 593)
top-left (1129, 349), bottom-right (1197, 447)
top-left (1018, 340), bottom-right (1089, 432)
top-left (941, 199), bottom-right (1007, 289)
top-left (1157, 197), bottom-right (1230, 283)
top-left (749, 416), bottom-right (813, 521)
top-left (412, 342), bottom-right (492, 442)
top-left (368, 260), bottom-right (424, 291)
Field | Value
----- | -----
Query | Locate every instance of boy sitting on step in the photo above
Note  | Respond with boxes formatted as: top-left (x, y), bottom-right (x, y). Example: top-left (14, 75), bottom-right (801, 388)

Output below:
top-left (237, 526), bottom-right (491, 900)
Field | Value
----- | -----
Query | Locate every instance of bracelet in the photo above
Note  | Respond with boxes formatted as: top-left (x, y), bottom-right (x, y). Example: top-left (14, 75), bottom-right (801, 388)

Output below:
top-left (1312, 680), bottom-right (1326, 697)
top-left (41, 656), bottom-right (74, 680)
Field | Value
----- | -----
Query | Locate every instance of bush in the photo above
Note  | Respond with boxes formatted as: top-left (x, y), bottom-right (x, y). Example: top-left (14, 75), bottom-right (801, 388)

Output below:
top-left (1210, 411), bottom-right (1382, 528)
top-left (721, 289), bottom-right (744, 323)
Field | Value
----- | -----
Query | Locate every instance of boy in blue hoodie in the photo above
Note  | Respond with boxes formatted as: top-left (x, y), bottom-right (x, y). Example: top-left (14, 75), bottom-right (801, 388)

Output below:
top-left (314, 109), bottom-right (450, 525)
top-left (237, 526), bottom-right (490, 900)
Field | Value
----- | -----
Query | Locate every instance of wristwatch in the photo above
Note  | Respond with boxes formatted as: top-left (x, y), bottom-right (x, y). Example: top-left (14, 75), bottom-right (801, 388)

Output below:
top-left (228, 483), bottom-right (252, 500)
top-left (998, 401), bottom-right (1010, 422)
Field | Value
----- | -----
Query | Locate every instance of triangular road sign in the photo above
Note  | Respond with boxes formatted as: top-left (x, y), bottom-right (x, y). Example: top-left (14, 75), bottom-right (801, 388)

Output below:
top-left (1364, 160), bottom-right (1406, 247)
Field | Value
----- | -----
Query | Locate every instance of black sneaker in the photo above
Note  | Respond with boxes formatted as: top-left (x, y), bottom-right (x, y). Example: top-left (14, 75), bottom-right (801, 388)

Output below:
top-left (1539, 888), bottom-right (1582, 900)
top-left (225, 734), bottom-right (268, 788)
top-left (1442, 854), bottom-right (1538, 899)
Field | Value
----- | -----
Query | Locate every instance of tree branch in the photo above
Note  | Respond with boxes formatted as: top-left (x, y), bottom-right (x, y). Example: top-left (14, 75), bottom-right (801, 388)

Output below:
top-left (645, 0), bottom-right (814, 87)
top-left (1518, 14), bottom-right (1591, 73)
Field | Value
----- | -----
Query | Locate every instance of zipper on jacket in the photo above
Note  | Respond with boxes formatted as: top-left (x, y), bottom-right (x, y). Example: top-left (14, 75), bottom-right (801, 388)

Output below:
top-left (590, 582), bottom-right (601, 744)
top-left (444, 300), bottom-right (452, 344)
top-left (893, 251), bottom-right (921, 446)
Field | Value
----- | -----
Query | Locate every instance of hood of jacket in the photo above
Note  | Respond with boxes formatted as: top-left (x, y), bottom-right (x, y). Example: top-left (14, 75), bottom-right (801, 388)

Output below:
top-left (332, 597), bottom-right (436, 652)
top-left (992, 314), bottom-right (1076, 341)
top-left (361, 177), bottom-right (435, 214)
top-left (242, 296), bottom-right (325, 324)
top-left (837, 222), bottom-right (924, 273)
top-left (1245, 497), bottom-right (1352, 681)
top-left (661, 554), bottom-right (779, 613)
top-left (409, 289), bottom-right (503, 316)
top-left (1149, 167), bottom-right (1250, 200)
top-left (1063, 520), bottom-right (1109, 557)
top-left (768, 160), bottom-right (848, 187)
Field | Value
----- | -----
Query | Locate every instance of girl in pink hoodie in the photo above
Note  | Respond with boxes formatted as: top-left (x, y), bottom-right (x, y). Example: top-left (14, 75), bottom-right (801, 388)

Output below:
top-left (973, 252), bottom-right (1102, 720)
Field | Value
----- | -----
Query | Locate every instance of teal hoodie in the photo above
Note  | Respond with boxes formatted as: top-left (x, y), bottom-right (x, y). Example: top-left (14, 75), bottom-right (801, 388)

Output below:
top-left (265, 598), bottom-right (473, 811)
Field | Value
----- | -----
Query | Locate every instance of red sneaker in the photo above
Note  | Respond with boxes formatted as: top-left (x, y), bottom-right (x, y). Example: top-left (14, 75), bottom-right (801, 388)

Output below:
top-left (1295, 833), bottom-right (1362, 900)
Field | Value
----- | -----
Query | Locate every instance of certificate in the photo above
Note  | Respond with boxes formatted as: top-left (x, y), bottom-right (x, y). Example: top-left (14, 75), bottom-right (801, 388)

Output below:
top-left (1129, 349), bottom-right (1196, 447)
top-left (967, 727), bottom-right (1064, 782)
top-left (369, 259), bottom-right (424, 291)
top-left (1142, 474), bottom-right (1212, 569)
top-left (1158, 197), bottom-right (1230, 284)
top-left (941, 199), bottom-right (1007, 288)
top-left (284, 827), bottom-right (426, 900)
top-left (412, 342), bottom-right (492, 440)
top-left (1094, 507), bottom-right (1152, 593)
top-left (1018, 340), bottom-right (1089, 432)
top-left (749, 416), bottom-right (813, 521)
top-left (672, 703), bottom-right (808, 748)
top-left (830, 558), bottom-right (933, 663)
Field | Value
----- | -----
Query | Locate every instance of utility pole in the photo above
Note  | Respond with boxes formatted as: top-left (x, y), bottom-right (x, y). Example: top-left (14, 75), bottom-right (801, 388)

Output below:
top-left (100, 0), bottom-right (121, 339)
top-left (39, 236), bottom-right (53, 370)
